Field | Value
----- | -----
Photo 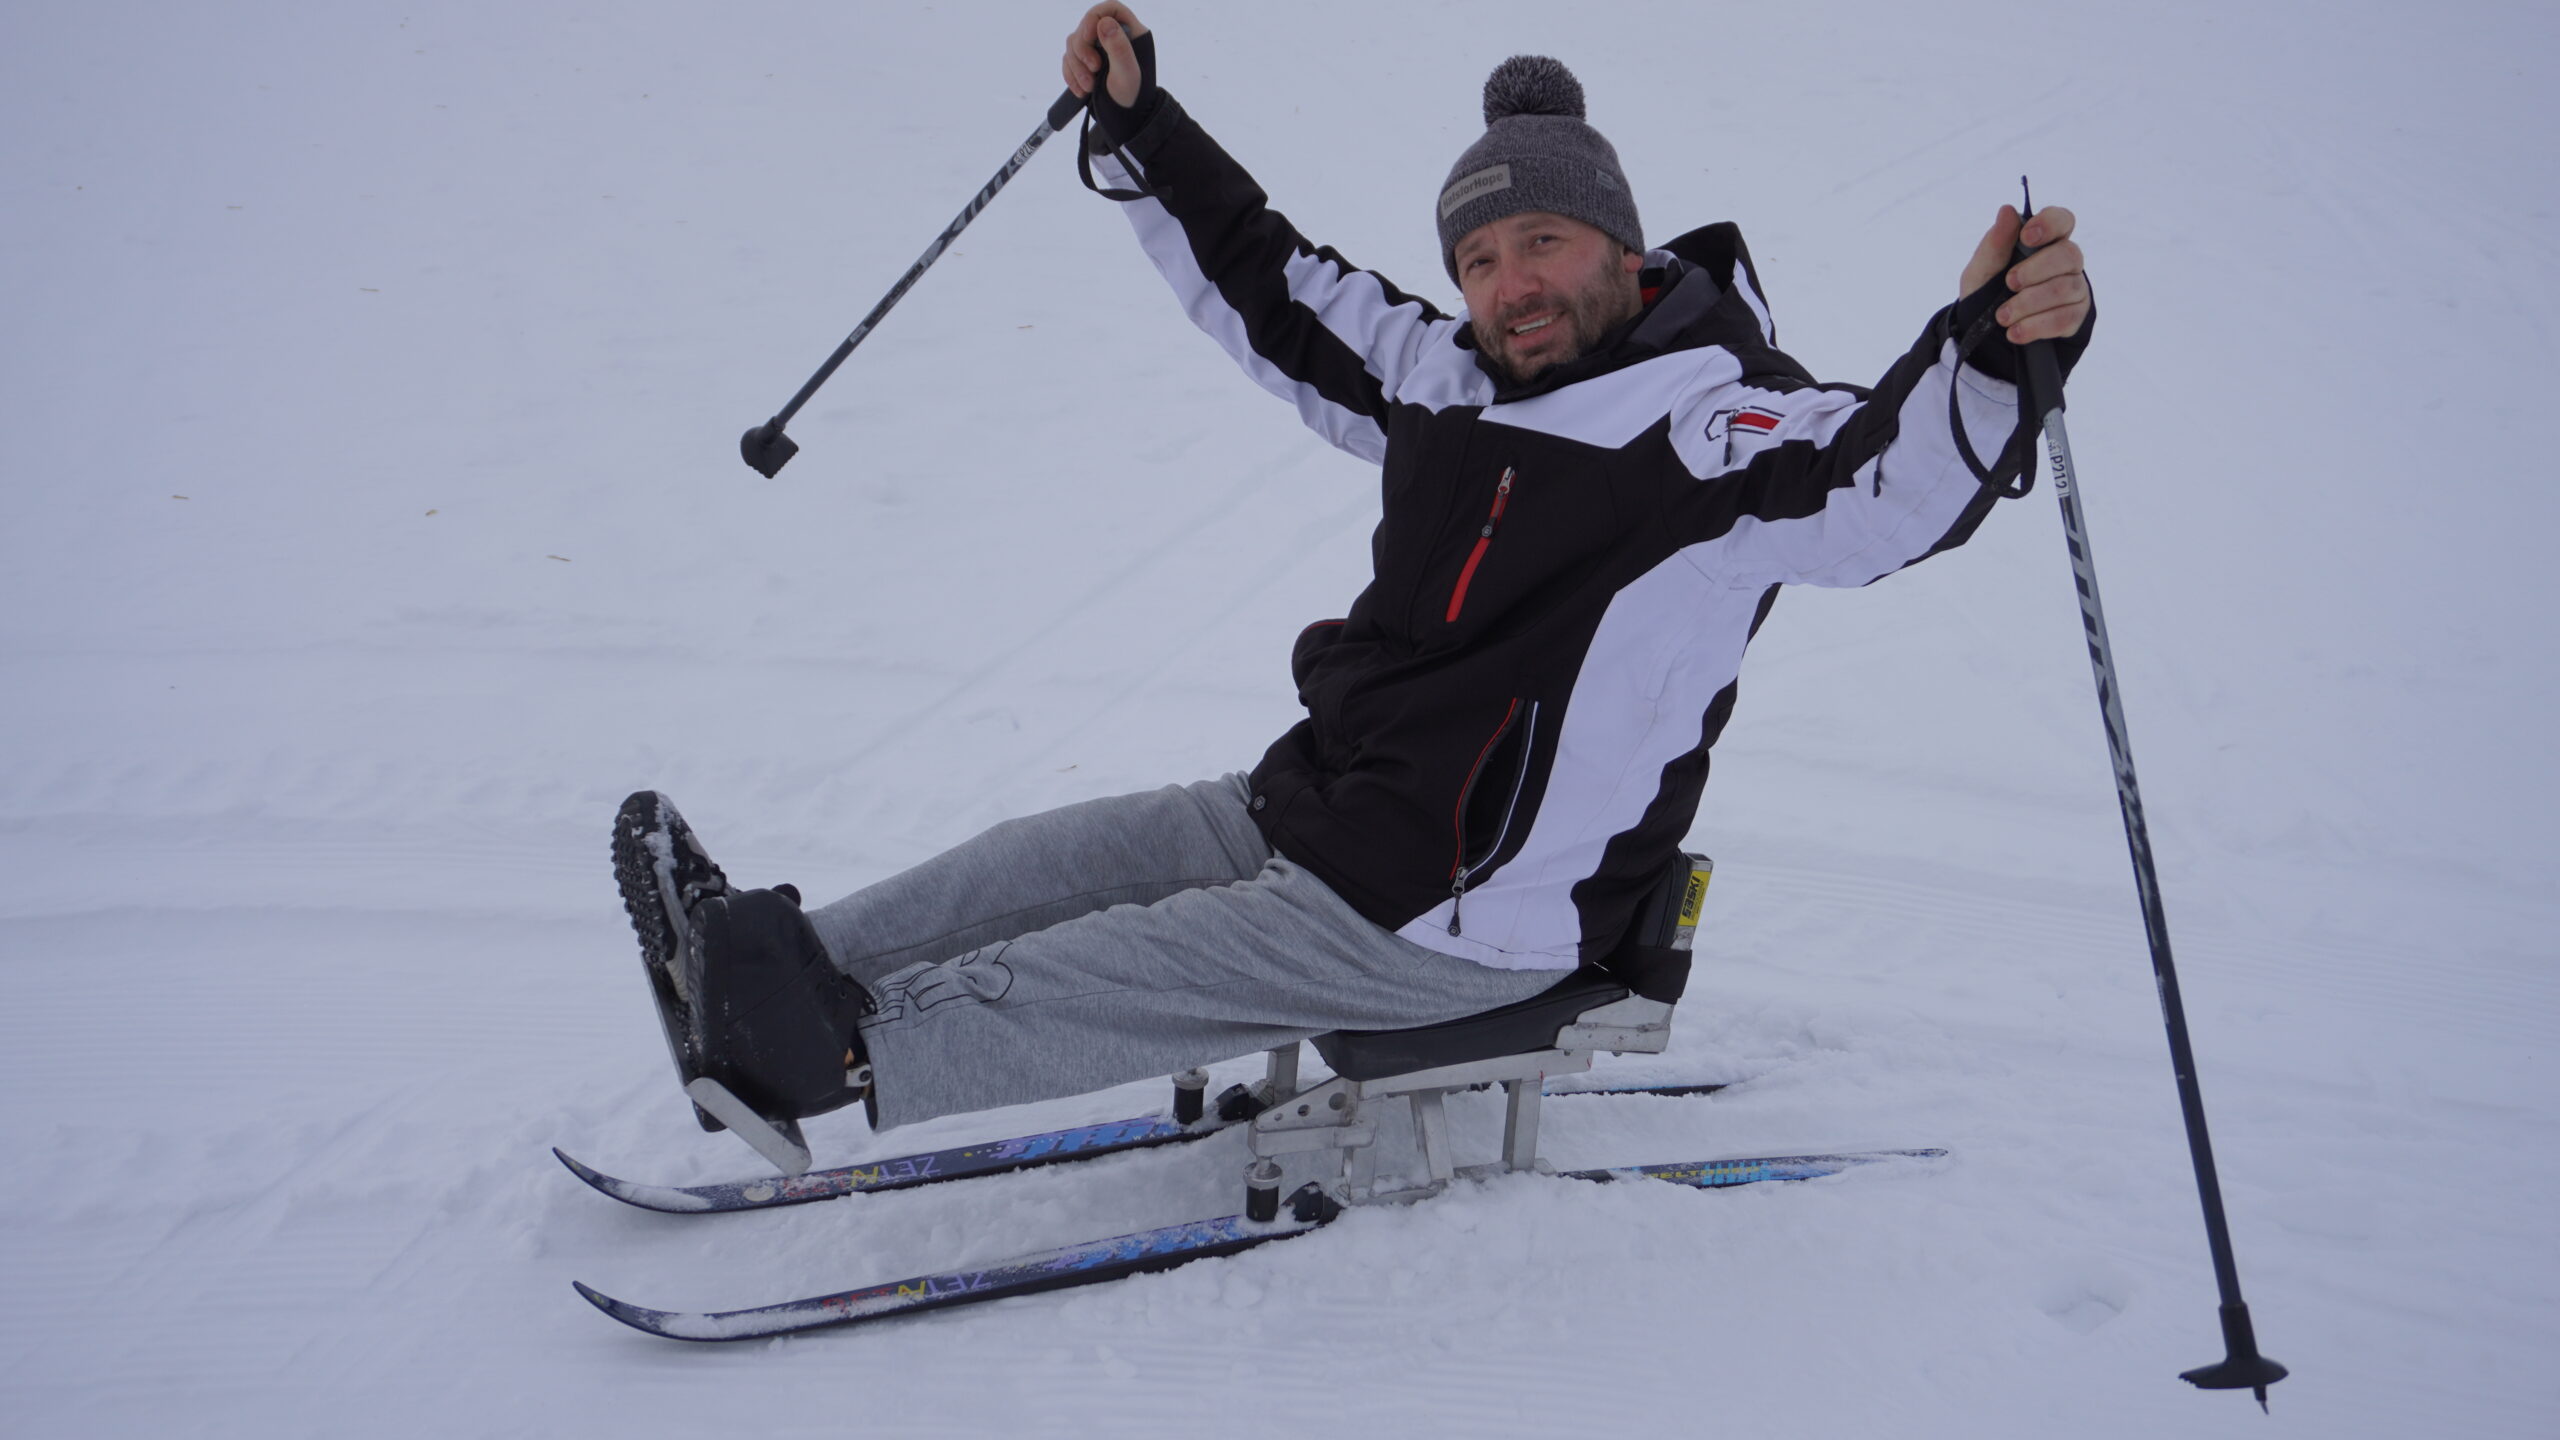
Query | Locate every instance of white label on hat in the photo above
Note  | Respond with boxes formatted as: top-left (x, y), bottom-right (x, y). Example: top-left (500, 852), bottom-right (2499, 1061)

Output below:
top-left (1439, 164), bottom-right (1513, 220)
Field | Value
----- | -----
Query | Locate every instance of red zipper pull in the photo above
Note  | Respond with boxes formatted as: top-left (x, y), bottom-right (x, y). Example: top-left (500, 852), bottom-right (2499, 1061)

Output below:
top-left (1445, 468), bottom-right (1517, 625)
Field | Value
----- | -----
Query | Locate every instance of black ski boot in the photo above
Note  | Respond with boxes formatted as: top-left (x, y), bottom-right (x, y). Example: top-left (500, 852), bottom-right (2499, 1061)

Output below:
top-left (682, 884), bottom-right (876, 1174)
top-left (612, 792), bottom-right (873, 1176)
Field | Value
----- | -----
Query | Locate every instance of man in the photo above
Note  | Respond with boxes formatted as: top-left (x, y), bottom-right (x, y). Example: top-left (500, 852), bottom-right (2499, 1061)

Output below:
top-left (613, 4), bottom-right (2092, 1168)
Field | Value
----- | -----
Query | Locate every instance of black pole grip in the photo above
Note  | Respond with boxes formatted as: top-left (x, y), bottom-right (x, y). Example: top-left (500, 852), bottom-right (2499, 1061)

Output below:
top-left (2011, 179), bottom-right (2068, 422)
top-left (2019, 332), bottom-right (2066, 423)
top-left (1046, 86), bottom-right (1085, 132)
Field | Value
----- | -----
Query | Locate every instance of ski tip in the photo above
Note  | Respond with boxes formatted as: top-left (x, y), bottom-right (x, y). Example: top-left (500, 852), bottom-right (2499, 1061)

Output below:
top-left (572, 1280), bottom-right (712, 1341)
top-left (572, 1280), bottom-right (649, 1327)
top-left (551, 1148), bottom-right (644, 1201)
top-left (550, 1148), bottom-right (721, 1214)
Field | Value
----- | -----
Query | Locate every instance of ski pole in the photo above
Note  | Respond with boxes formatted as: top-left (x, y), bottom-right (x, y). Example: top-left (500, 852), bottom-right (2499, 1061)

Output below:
top-left (739, 87), bottom-right (1090, 478)
top-left (2013, 179), bottom-right (2287, 1410)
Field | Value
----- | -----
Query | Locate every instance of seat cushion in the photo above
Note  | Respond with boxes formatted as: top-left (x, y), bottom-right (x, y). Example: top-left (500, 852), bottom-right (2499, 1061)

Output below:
top-left (1310, 970), bottom-right (1631, 1082)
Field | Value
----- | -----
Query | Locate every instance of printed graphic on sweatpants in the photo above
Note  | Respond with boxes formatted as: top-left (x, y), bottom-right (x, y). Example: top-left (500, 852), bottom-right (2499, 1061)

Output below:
top-left (866, 942), bottom-right (1018, 1025)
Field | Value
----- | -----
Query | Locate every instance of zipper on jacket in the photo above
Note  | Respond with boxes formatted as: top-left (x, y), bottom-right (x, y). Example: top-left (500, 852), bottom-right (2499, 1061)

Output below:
top-left (1443, 467), bottom-right (1518, 624)
top-left (1447, 698), bottom-right (1539, 935)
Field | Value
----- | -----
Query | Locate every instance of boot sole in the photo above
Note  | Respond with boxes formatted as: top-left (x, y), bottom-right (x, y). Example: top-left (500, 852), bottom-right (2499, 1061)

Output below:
top-left (611, 792), bottom-right (726, 1134)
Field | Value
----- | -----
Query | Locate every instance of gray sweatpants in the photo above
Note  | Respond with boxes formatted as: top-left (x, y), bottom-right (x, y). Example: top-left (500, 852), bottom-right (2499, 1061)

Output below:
top-left (806, 774), bottom-right (1562, 1130)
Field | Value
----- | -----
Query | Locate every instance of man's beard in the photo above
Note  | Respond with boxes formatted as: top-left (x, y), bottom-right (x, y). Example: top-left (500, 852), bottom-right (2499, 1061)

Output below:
top-left (1471, 269), bottom-right (1643, 388)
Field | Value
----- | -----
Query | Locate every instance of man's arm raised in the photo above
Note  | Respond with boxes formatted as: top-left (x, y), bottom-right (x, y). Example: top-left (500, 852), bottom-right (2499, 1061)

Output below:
top-left (1659, 206), bottom-right (2095, 585)
top-left (1058, 5), bottom-right (1471, 466)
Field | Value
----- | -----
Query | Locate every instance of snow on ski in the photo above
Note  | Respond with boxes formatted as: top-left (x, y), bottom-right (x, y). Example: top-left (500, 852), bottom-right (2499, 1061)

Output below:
top-left (556, 1082), bottom-right (1737, 1216)
top-left (571, 1146), bottom-right (1937, 1341)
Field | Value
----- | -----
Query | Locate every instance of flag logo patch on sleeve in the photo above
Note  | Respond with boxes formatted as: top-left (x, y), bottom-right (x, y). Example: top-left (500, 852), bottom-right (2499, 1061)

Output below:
top-left (1707, 406), bottom-right (1784, 442)
top-left (1707, 406), bottom-right (1788, 469)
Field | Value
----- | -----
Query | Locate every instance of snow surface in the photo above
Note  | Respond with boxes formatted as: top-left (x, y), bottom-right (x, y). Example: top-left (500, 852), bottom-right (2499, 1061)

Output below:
top-left (4, 1), bottom-right (2555, 1435)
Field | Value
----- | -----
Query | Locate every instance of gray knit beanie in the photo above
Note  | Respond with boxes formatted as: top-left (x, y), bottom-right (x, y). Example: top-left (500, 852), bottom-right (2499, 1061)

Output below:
top-left (1436, 56), bottom-right (1642, 283)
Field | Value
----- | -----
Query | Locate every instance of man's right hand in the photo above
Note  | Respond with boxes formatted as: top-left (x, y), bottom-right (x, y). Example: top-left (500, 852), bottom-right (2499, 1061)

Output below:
top-left (1063, 4), bottom-right (1149, 108)
top-left (1958, 204), bottom-right (2088, 345)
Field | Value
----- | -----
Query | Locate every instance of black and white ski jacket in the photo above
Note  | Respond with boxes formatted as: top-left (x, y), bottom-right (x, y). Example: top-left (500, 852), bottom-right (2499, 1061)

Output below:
top-left (1089, 94), bottom-right (2088, 978)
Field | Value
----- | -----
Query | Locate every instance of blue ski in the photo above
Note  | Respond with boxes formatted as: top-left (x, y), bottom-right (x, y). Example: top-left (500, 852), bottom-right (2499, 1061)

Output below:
top-left (575, 1209), bottom-right (1325, 1341)
top-left (554, 1114), bottom-right (1213, 1214)
top-left (572, 1146), bottom-right (1939, 1341)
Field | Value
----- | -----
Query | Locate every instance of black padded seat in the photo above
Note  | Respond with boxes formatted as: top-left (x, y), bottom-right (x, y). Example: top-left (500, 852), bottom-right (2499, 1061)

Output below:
top-left (1310, 970), bottom-right (1630, 1082)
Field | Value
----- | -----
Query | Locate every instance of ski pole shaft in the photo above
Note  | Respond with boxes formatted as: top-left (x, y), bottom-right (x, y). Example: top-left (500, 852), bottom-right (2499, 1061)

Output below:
top-left (741, 88), bottom-right (1088, 477)
top-left (2032, 384), bottom-right (2248, 1292)
top-left (2013, 182), bottom-right (2285, 1407)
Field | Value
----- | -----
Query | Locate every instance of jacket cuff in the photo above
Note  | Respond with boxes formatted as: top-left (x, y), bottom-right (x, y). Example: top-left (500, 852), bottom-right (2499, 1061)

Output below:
top-left (1090, 90), bottom-right (1187, 169)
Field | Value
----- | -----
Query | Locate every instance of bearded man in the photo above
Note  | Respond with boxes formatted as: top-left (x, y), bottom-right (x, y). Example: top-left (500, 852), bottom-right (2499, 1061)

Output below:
top-left (609, 3), bottom-right (2093, 1169)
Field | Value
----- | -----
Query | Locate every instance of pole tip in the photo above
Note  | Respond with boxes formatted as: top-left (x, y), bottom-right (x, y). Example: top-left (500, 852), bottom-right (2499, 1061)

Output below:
top-left (741, 420), bottom-right (799, 478)
top-left (2180, 1302), bottom-right (2287, 1406)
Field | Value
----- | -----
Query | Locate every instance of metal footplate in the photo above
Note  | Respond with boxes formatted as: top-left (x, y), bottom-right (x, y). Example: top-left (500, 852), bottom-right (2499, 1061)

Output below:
top-left (685, 1077), bottom-right (814, 1178)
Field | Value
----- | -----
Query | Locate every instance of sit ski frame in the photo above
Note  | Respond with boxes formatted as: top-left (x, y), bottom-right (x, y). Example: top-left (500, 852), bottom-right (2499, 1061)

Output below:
top-left (565, 852), bottom-right (1945, 1341)
top-left (568, 1037), bottom-right (1941, 1343)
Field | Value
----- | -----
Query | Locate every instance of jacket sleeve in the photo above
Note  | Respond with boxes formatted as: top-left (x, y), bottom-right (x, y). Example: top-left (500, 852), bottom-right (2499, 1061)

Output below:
top-left (1088, 94), bottom-right (1482, 464)
top-left (1660, 292), bottom-right (2092, 588)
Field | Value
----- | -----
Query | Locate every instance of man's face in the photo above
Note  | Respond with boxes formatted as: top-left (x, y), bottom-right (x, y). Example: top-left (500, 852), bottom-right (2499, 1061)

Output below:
top-left (1455, 212), bottom-right (1645, 386)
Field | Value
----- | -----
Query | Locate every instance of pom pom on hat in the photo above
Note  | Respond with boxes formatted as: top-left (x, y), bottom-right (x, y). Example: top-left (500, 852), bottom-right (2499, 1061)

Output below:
top-left (1437, 54), bottom-right (1640, 283)
top-left (1482, 55), bottom-right (1586, 126)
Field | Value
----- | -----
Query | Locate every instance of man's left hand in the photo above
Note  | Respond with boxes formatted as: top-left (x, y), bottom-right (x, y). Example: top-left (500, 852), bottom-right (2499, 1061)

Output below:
top-left (1959, 204), bottom-right (2088, 345)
